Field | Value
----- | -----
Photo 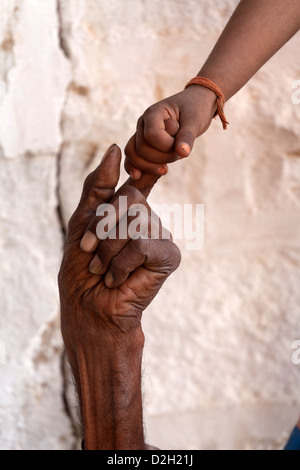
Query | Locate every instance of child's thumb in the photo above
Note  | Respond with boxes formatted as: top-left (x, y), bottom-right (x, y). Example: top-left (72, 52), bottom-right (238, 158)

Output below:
top-left (174, 120), bottom-right (197, 159)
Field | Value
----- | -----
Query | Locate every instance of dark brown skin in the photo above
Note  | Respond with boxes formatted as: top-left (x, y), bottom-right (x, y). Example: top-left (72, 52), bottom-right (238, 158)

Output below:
top-left (58, 144), bottom-right (181, 450)
top-left (58, 1), bottom-right (300, 449)
top-left (124, 86), bottom-right (216, 179)
top-left (124, 0), bottom-right (300, 180)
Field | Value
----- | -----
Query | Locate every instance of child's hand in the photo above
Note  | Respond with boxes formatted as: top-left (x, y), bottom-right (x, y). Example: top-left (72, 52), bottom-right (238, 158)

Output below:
top-left (124, 85), bottom-right (217, 180)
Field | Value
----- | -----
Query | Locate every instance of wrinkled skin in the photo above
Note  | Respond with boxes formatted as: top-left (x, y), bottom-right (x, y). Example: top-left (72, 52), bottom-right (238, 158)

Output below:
top-left (59, 144), bottom-right (181, 351)
top-left (58, 144), bottom-right (181, 450)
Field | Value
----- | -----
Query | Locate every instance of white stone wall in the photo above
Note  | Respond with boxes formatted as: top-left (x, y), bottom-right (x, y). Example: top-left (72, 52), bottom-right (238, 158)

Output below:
top-left (0, 0), bottom-right (300, 450)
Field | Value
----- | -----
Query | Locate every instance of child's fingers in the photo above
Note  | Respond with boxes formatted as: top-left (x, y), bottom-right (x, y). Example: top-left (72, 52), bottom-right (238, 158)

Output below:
top-left (123, 113), bottom-right (180, 180)
top-left (140, 109), bottom-right (176, 152)
top-left (164, 117), bottom-right (180, 137)
top-left (135, 121), bottom-right (178, 164)
top-left (173, 109), bottom-right (202, 158)
top-left (124, 135), bottom-right (169, 176)
top-left (124, 159), bottom-right (142, 181)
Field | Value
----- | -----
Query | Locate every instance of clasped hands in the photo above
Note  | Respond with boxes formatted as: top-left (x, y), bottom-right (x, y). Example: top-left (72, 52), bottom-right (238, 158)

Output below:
top-left (58, 144), bottom-right (181, 450)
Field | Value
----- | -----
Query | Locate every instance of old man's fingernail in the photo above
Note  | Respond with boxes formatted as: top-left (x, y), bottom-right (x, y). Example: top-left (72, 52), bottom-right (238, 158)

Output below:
top-left (101, 143), bottom-right (116, 162)
top-left (80, 231), bottom-right (98, 252)
top-left (89, 255), bottom-right (103, 275)
top-left (105, 271), bottom-right (114, 288)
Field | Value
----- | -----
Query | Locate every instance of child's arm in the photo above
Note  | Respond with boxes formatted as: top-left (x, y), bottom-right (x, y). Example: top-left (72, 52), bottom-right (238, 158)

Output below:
top-left (125, 0), bottom-right (300, 180)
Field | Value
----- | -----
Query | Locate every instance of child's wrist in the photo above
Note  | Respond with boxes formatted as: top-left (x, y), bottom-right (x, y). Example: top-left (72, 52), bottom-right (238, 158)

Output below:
top-left (183, 84), bottom-right (217, 118)
top-left (185, 76), bottom-right (229, 129)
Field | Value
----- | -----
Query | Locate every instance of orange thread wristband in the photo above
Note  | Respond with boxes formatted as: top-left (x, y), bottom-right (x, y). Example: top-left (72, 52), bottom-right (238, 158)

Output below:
top-left (185, 76), bottom-right (229, 130)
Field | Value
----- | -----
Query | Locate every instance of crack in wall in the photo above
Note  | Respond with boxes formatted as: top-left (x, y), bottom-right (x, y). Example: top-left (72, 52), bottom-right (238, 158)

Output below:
top-left (56, 0), bottom-right (71, 59)
top-left (0, 1), bottom-right (19, 159)
top-left (55, 0), bottom-right (78, 448)
top-left (56, 0), bottom-right (74, 237)
top-left (0, 142), bottom-right (4, 159)
top-left (55, 147), bottom-right (67, 241)
top-left (0, 1), bottom-right (18, 83)
top-left (60, 350), bottom-right (82, 449)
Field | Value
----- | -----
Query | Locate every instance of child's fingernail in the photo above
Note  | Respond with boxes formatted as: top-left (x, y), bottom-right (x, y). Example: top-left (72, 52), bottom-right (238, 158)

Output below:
top-left (158, 167), bottom-right (167, 175)
top-left (180, 143), bottom-right (191, 156)
top-left (80, 231), bottom-right (98, 252)
top-left (130, 170), bottom-right (141, 180)
top-left (89, 255), bottom-right (103, 275)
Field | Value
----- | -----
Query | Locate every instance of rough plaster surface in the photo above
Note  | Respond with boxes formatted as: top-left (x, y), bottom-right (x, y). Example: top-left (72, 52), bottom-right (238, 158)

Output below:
top-left (0, 0), bottom-right (300, 450)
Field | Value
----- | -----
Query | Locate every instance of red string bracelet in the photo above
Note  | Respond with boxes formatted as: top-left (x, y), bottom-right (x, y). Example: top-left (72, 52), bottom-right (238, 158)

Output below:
top-left (185, 76), bottom-right (229, 130)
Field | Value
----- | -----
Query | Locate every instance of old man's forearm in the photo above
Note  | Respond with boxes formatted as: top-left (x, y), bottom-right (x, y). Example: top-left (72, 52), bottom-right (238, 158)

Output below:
top-left (70, 324), bottom-right (145, 450)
